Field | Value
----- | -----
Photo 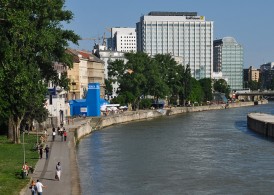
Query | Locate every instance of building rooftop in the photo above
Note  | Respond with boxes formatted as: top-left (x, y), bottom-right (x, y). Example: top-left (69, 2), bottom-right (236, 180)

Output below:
top-left (67, 48), bottom-right (104, 63)
top-left (148, 11), bottom-right (197, 16)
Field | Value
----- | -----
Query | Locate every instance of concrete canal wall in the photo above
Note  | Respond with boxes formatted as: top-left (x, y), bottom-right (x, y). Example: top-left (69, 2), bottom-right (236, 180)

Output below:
top-left (247, 113), bottom-right (274, 137)
top-left (73, 101), bottom-right (264, 142)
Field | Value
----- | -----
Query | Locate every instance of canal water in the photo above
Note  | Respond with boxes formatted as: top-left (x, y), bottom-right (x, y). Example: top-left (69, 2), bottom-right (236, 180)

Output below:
top-left (77, 103), bottom-right (274, 194)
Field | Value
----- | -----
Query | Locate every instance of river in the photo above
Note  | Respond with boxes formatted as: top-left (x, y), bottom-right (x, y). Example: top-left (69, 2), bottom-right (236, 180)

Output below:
top-left (77, 102), bottom-right (274, 194)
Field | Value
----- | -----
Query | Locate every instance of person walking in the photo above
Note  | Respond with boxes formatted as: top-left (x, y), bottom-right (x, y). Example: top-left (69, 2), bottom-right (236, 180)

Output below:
top-left (63, 130), bottom-right (67, 142)
top-left (52, 128), bottom-right (56, 142)
top-left (55, 162), bottom-right (62, 181)
top-left (57, 126), bottom-right (60, 136)
top-left (39, 145), bottom-right (43, 159)
top-left (45, 145), bottom-right (50, 159)
top-left (60, 125), bottom-right (64, 141)
top-left (29, 180), bottom-right (36, 195)
top-left (35, 179), bottom-right (46, 195)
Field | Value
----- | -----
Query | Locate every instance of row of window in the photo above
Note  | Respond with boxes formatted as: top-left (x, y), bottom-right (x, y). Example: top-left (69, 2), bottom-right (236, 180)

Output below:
top-left (144, 46), bottom-right (212, 50)
top-left (145, 36), bottom-right (212, 39)
top-left (143, 23), bottom-right (212, 27)
top-left (144, 37), bottom-right (212, 40)
top-left (123, 42), bottom-right (136, 45)
top-left (144, 42), bottom-right (212, 46)
top-left (120, 36), bottom-right (136, 38)
top-left (119, 39), bottom-right (136, 42)
top-left (119, 47), bottom-right (136, 49)
top-left (146, 29), bottom-right (212, 32)
top-left (144, 32), bottom-right (212, 36)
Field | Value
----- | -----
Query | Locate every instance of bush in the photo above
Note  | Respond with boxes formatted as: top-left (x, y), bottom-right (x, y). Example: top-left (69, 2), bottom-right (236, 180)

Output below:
top-left (139, 98), bottom-right (152, 109)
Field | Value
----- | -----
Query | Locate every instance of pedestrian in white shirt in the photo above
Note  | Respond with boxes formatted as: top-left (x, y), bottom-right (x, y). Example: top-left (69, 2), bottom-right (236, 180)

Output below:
top-left (35, 179), bottom-right (46, 195)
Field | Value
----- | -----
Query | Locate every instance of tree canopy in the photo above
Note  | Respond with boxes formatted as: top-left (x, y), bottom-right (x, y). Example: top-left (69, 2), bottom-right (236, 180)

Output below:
top-left (199, 78), bottom-right (213, 102)
top-left (0, 0), bottom-right (79, 143)
top-left (107, 52), bottom-right (208, 108)
top-left (213, 79), bottom-right (231, 98)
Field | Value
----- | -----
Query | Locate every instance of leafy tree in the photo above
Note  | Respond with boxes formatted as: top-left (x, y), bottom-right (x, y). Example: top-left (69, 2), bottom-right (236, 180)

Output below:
top-left (110, 92), bottom-right (135, 109)
top-left (178, 64), bottom-right (192, 106)
top-left (153, 54), bottom-right (182, 105)
top-left (108, 53), bottom-right (198, 108)
top-left (199, 78), bottom-right (213, 102)
top-left (59, 72), bottom-right (71, 91)
top-left (145, 55), bottom-right (169, 104)
top-left (139, 98), bottom-right (152, 109)
top-left (213, 79), bottom-right (230, 98)
top-left (0, 0), bottom-right (79, 143)
top-left (108, 52), bottom-right (150, 110)
top-left (104, 79), bottom-right (113, 99)
top-left (248, 80), bottom-right (260, 90)
top-left (188, 78), bottom-right (204, 104)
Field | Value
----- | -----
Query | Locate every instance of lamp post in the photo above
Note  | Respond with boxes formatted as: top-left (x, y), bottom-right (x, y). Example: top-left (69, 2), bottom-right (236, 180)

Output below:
top-left (36, 124), bottom-right (38, 148)
top-left (23, 131), bottom-right (26, 165)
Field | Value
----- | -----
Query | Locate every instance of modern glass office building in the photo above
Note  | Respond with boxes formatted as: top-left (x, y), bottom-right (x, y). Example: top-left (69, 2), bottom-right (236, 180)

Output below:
top-left (136, 11), bottom-right (214, 80)
top-left (213, 37), bottom-right (243, 90)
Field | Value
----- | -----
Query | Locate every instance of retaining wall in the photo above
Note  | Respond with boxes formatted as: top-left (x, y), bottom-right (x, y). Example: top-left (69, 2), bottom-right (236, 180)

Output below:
top-left (247, 113), bottom-right (274, 137)
top-left (73, 101), bottom-right (267, 142)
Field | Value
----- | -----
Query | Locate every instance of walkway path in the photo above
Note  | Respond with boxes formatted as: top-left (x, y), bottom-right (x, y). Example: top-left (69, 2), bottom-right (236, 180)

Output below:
top-left (20, 119), bottom-right (90, 195)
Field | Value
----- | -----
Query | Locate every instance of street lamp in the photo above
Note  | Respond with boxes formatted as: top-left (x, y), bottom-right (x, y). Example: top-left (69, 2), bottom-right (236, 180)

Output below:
top-left (23, 131), bottom-right (26, 166)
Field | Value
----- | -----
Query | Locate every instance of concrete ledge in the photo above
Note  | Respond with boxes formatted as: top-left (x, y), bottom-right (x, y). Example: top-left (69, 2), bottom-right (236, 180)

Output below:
top-left (247, 113), bottom-right (274, 137)
top-left (72, 101), bottom-right (264, 143)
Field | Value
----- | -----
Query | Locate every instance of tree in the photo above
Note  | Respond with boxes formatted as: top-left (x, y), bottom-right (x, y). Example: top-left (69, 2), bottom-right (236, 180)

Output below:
top-left (104, 79), bottom-right (113, 100)
top-left (188, 78), bottom-right (204, 104)
top-left (199, 78), bottom-right (213, 102)
top-left (247, 80), bottom-right (260, 91)
top-left (108, 52), bottom-right (150, 110)
top-left (146, 54), bottom-right (172, 104)
top-left (0, 0), bottom-right (79, 143)
top-left (178, 64), bottom-right (192, 106)
top-left (153, 54), bottom-right (182, 105)
top-left (213, 79), bottom-right (230, 98)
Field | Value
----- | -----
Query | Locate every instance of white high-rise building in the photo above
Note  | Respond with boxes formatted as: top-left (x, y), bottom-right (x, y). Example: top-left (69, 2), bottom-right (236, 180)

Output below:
top-left (136, 11), bottom-right (214, 80)
top-left (110, 27), bottom-right (136, 53)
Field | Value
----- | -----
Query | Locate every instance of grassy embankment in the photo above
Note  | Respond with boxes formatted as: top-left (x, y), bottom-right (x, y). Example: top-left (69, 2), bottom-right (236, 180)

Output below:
top-left (0, 134), bottom-right (39, 195)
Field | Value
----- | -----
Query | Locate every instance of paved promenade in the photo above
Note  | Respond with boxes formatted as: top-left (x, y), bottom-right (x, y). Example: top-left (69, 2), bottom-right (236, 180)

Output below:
top-left (20, 119), bottom-right (89, 195)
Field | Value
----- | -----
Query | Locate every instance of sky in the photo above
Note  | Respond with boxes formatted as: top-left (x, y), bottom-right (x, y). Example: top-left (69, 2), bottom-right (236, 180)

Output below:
top-left (64, 0), bottom-right (274, 68)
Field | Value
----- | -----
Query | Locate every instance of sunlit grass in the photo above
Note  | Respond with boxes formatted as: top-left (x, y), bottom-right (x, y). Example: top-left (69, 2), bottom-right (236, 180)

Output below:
top-left (0, 134), bottom-right (39, 195)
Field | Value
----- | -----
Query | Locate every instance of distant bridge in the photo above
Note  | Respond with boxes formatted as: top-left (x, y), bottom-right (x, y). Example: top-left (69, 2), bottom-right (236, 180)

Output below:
top-left (234, 90), bottom-right (274, 100)
top-left (235, 90), bottom-right (274, 96)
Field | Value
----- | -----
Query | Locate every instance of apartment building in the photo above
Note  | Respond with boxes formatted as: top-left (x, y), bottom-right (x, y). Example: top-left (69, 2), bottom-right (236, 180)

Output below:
top-left (66, 49), bottom-right (105, 100)
top-left (248, 66), bottom-right (260, 82)
top-left (110, 27), bottom-right (136, 53)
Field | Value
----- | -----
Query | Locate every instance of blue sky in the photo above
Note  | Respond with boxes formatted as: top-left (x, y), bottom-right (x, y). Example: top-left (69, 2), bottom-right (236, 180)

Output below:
top-left (64, 0), bottom-right (274, 68)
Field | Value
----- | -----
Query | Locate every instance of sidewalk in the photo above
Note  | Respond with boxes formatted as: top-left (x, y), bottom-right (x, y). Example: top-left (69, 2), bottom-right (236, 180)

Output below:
top-left (20, 119), bottom-right (89, 195)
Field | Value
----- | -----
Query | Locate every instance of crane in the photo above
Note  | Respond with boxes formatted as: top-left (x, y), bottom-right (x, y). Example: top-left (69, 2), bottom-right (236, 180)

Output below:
top-left (80, 37), bottom-right (97, 46)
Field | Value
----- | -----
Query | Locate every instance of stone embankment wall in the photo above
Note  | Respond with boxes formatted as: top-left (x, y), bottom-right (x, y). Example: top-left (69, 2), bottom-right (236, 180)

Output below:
top-left (73, 101), bottom-right (265, 142)
top-left (74, 120), bottom-right (93, 141)
top-left (247, 113), bottom-right (274, 137)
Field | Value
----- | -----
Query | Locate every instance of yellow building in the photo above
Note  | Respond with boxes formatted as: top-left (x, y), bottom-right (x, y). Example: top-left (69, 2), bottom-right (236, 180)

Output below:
top-left (66, 49), bottom-right (105, 100)
top-left (248, 66), bottom-right (260, 82)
